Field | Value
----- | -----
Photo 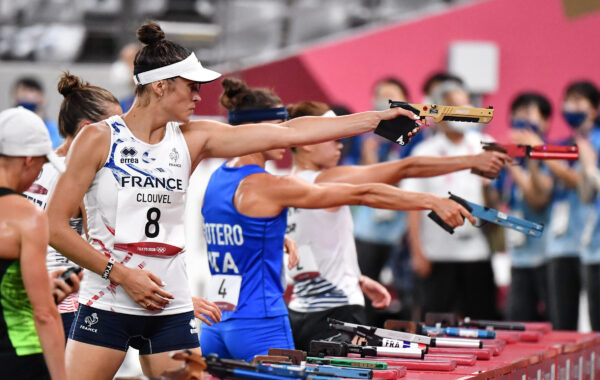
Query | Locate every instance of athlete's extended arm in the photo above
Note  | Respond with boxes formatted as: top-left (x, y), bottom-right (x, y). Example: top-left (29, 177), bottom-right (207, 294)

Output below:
top-left (186, 108), bottom-right (419, 161)
top-left (315, 151), bottom-right (510, 185)
top-left (237, 174), bottom-right (475, 228)
top-left (46, 124), bottom-right (174, 310)
top-left (19, 206), bottom-right (66, 380)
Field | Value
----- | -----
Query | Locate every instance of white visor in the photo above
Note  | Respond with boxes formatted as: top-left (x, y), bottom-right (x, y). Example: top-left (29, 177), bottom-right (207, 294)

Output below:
top-left (133, 52), bottom-right (221, 85)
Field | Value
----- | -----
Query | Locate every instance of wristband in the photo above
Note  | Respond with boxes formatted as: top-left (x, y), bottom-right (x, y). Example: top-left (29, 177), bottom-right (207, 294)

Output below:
top-left (102, 258), bottom-right (115, 280)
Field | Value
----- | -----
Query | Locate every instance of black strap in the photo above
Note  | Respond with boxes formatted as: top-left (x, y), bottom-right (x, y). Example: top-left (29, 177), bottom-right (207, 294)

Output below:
top-left (0, 187), bottom-right (20, 197)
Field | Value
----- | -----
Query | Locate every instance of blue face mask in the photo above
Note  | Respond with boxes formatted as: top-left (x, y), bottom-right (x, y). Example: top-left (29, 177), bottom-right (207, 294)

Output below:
top-left (16, 102), bottom-right (38, 112)
top-left (511, 119), bottom-right (541, 135)
top-left (563, 111), bottom-right (587, 129)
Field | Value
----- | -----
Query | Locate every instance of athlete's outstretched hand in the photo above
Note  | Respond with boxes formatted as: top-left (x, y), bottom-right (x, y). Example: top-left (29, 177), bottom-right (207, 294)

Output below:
top-left (193, 297), bottom-right (222, 326)
top-left (375, 107), bottom-right (421, 144)
top-left (377, 107), bottom-right (419, 123)
top-left (284, 235), bottom-right (299, 269)
top-left (471, 151), bottom-right (511, 178)
top-left (117, 266), bottom-right (174, 310)
top-left (430, 196), bottom-right (476, 229)
top-left (359, 275), bottom-right (391, 309)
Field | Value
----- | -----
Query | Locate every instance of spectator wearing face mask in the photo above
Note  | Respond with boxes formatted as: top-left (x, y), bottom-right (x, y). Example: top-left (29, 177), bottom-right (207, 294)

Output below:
top-left (491, 93), bottom-right (554, 322)
top-left (421, 72), bottom-right (464, 104)
top-left (518, 81), bottom-right (600, 330)
top-left (12, 77), bottom-right (62, 148)
top-left (402, 82), bottom-right (499, 320)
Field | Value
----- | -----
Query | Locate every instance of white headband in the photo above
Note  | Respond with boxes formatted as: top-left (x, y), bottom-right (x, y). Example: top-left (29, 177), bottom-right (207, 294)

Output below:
top-left (321, 110), bottom-right (337, 117)
top-left (132, 53), bottom-right (221, 85)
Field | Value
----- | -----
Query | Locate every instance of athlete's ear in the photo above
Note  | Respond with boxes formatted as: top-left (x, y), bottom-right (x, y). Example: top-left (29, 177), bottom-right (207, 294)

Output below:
top-left (150, 80), bottom-right (167, 98)
top-left (23, 156), bottom-right (34, 168)
top-left (297, 144), bottom-right (314, 153)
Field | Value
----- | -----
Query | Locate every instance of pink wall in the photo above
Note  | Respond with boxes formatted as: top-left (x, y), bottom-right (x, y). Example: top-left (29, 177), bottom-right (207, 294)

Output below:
top-left (196, 0), bottom-right (600, 140)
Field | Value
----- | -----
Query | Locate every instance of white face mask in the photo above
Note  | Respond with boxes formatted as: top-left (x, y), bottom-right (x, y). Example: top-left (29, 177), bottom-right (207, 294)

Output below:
top-left (445, 120), bottom-right (482, 133)
top-left (444, 104), bottom-right (482, 133)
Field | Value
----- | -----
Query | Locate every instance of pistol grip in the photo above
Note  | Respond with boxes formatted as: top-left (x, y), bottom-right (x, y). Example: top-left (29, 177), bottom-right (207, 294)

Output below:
top-left (470, 168), bottom-right (497, 179)
top-left (427, 211), bottom-right (456, 234)
top-left (375, 117), bottom-right (418, 146)
top-left (427, 193), bottom-right (473, 235)
top-left (375, 101), bottom-right (420, 146)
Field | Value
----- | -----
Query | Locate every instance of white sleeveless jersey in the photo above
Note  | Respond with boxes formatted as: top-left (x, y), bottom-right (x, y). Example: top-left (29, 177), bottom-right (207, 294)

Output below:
top-left (286, 169), bottom-right (364, 313)
top-left (24, 158), bottom-right (83, 313)
top-left (81, 115), bottom-right (192, 315)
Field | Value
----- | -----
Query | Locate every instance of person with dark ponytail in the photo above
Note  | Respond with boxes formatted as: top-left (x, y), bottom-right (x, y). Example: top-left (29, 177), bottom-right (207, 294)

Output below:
top-left (284, 101), bottom-right (509, 351)
top-left (46, 21), bottom-right (418, 378)
top-left (24, 73), bottom-right (122, 340)
top-left (199, 80), bottom-right (481, 360)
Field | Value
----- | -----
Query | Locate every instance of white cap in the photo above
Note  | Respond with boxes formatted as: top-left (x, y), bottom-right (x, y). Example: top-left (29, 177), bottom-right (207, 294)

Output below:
top-left (0, 107), bottom-right (65, 172)
top-left (133, 52), bottom-right (221, 86)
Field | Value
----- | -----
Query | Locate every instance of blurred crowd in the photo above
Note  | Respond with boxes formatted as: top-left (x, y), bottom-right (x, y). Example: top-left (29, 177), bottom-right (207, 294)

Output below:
top-left (336, 74), bottom-right (600, 331)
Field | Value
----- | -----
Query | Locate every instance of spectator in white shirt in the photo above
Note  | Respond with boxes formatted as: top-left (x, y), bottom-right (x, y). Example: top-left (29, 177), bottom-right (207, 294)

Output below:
top-left (402, 82), bottom-right (499, 319)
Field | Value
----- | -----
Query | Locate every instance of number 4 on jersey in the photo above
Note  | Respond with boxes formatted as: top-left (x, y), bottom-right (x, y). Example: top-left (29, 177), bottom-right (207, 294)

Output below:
top-left (218, 279), bottom-right (227, 298)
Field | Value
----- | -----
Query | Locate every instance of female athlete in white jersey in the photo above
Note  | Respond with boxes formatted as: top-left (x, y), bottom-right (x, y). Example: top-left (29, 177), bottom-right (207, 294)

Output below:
top-left (24, 73), bottom-right (121, 339)
top-left (46, 22), bottom-right (420, 379)
top-left (284, 101), bottom-right (509, 351)
top-left (200, 79), bottom-right (476, 360)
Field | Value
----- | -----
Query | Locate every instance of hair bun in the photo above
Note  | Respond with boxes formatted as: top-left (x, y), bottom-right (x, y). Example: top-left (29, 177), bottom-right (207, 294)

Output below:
top-left (220, 77), bottom-right (248, 109)
top-left (137, 21), bottom-right (166, 45)
top-left (57, 72), bottom-right (86, 97)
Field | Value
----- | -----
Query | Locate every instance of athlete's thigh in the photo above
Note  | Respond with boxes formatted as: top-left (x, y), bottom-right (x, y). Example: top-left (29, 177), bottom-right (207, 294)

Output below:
top-left (226, 316), bottom-right (294, 361)
top-left (200, 322), bottom-right (231, 358)
top-left (65, 339), bottom-right (126, 380)
top-left (139, 347), bottom-right (203, 378)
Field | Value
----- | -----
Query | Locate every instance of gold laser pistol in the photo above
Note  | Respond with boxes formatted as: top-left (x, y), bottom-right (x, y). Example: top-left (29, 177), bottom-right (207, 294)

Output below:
top-left (375, 100), bottom-right (495, 145)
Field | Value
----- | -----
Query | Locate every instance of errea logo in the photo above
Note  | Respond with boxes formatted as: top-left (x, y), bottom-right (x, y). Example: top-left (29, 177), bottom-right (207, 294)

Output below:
top-left (121, 146), bottom-right (139, 164)
top-left (189, 318), bottom-right (199, 334)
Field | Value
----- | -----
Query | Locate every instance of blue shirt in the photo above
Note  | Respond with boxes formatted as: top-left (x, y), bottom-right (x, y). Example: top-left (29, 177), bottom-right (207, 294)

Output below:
top-left (579, 127), bottom-right (600, 264)
top-left (546, 134), bottom-right (599, 259)
top-left (202, 163), bottom-right (288, 321)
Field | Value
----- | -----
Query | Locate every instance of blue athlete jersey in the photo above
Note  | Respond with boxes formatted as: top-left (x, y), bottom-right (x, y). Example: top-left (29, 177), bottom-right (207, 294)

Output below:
top-left (580, 127), bottom-right (600, 264)
top-left (201, 163), bottom-right (288, 321)
top-left (493, 164), bottom-right (551, 267)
